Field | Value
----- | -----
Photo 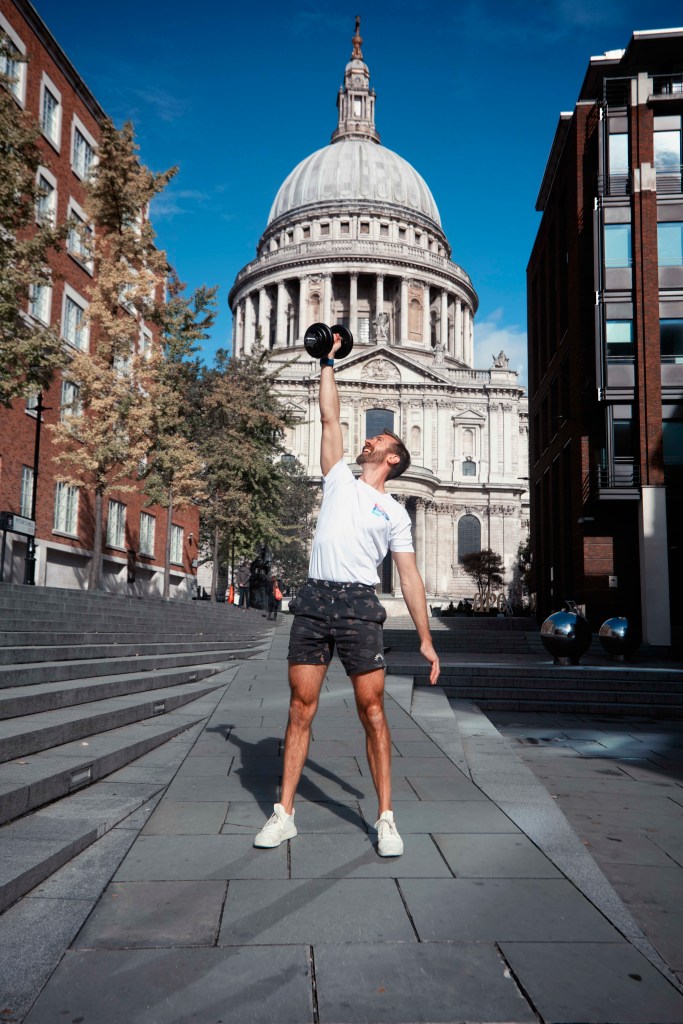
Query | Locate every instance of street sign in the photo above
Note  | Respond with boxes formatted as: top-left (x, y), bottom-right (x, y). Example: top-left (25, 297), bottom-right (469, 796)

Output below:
top-left (0, 512), bottom-right (36, 537)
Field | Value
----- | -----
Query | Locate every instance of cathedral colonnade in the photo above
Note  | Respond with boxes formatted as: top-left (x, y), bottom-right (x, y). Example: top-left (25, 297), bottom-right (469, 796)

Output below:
top-left (232, 270), bottom-right (475, 365)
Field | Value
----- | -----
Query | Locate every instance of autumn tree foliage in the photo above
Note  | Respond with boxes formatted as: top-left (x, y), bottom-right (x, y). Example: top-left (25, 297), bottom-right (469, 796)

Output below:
top-left (0, 44), bottom-right (65, 406)
top-left (143, 274), bottom-right (217, 597)
top-left (50, 120), bottom-right (176, 590)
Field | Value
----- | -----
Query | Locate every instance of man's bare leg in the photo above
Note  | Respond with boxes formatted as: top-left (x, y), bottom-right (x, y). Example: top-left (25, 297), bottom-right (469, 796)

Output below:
top-left (351, 669), bottom-right (392, 819)
top-left (280, 663), bottom-right (327, 814)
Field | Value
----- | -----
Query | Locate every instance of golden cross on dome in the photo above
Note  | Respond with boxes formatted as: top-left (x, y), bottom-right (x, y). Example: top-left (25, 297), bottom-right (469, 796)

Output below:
top-left (352, 15), bottom-right (363, 58)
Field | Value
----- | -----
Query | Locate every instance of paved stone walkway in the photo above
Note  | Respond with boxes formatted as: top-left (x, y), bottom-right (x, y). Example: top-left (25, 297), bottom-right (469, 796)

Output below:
top-left (18, 621), bottom-right (683, 1023)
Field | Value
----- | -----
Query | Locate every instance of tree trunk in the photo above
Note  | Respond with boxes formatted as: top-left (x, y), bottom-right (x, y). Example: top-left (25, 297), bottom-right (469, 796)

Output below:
top-left (210, 524), bottom-right (219, 602)
top-left (88, 488), bottom-right (103, 591)
top-left (163, 485), bottom-right (173, 600)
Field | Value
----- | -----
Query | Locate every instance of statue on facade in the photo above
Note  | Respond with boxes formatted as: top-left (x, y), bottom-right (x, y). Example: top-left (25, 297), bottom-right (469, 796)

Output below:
top-left (492, 350), bottom-right (510, 369)
top-left (373, 311), bottom-right (389, 343)
top-left (433, 339), bottom-right (445, 364)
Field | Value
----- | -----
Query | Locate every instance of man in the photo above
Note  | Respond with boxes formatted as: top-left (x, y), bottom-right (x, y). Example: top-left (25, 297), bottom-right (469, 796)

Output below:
top-left (255, 333), bottom-right (439, 856)
top-left (235, 561), bottom-right (251, 612)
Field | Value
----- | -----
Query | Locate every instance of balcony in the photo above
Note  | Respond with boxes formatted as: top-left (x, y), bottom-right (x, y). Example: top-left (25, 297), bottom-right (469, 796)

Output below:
top-left (582, 463), bottom-right (641, 503)
top-left (651, 75), bottom-right (683, 99)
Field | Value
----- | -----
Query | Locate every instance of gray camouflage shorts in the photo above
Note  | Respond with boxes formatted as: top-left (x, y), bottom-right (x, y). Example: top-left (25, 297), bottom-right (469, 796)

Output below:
top-left (287, 578), bottom-right (387, 676)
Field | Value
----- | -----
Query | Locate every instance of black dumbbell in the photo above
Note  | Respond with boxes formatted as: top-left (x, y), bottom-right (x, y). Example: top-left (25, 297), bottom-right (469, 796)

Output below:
top-left (303, 323), bottom-right (354, 360)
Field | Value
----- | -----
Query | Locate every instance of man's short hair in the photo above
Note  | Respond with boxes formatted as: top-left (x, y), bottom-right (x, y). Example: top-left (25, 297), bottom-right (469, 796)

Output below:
top-left (382, 428), bottom-right (410, 480)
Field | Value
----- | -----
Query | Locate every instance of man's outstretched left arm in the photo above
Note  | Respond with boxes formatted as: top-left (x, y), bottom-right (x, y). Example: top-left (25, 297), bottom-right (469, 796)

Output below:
top-left (392, 551), bottom-right (440, 685)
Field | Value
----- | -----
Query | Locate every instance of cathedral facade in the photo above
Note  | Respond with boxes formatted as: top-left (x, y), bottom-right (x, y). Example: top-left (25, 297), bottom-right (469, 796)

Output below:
top-left (229, 22), bottom-right (529, 607)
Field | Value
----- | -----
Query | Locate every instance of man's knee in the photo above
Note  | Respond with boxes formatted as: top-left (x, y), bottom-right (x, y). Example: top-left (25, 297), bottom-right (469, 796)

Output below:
top-left (288, 693), bottom-right (317, 729)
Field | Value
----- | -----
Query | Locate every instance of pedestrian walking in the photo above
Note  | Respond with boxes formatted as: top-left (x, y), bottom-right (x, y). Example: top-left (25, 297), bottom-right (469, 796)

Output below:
top-left (255, 331), bottom-right (439, 857)
top-left (267, 574), bottom-right (283, 621)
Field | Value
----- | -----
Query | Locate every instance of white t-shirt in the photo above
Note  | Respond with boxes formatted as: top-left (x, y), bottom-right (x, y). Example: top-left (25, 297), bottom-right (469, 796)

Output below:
top-left (308, 460), bottom-right (414, 585)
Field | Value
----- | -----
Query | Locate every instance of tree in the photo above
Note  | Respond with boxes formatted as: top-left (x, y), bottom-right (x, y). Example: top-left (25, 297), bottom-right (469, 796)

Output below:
top-left (143, 274), bottom-right (217, 598)
top-left (50, 120), bottom-right (176, 590)
top-left (0, 45), bottom-right (65, 405)
top-left (198, 348), bottom-right (294, 600)
top-left (461, 548), bottom-right (505, 596)
top-left (270, 457), bottom-right (317, 588)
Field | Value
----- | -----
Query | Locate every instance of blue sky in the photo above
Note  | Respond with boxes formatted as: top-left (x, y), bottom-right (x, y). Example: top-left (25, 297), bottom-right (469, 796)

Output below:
top-left (36, 0), bottom-right (683, 383)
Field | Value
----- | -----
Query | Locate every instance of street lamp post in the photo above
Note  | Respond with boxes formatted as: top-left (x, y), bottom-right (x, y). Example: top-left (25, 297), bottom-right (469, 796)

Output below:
top-left (23, 392), bottom-right (45, 585)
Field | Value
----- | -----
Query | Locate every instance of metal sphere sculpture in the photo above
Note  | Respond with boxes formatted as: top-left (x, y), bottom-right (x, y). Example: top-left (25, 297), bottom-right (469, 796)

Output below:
top-left (598, 617), bottom-right (640, 660)
top-left (540, 608), bottom-right (592, 664)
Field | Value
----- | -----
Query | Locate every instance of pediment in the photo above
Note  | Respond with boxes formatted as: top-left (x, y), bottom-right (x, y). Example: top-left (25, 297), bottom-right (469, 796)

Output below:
top-left (452, 406), bottom-right (487, 422)
top-left (282, 399), bottom-right (308, 421)
top-left (327, 346), bottom-right (453, 385)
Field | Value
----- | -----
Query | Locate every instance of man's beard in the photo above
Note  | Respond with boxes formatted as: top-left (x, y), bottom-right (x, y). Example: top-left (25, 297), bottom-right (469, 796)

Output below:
top-left (356, 448), bottom-right (385, 466)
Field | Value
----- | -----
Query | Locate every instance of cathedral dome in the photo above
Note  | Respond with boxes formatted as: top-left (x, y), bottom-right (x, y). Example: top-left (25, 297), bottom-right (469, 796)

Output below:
top-left (267, 138), bottom-right (441, 228)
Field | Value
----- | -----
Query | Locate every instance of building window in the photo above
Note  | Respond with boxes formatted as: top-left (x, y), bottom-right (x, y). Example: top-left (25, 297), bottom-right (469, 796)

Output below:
top-left (54, 482), bottom-right (79, 535)
top-left (302, 225), bottom-right (310, 240)
top-left (320, 223), bottom-right (330, 236)
top-left (40, 79), bottom-right (61, 147)
top-left (60, 380), bottom-right (82, 421)
top-left (62, 289), bottom-right (88, 350)
top-left (398, 226), bottom-right (406, 240)
top-left (662, 421), bottom-right (683, 467)
top-left (604, 224), bottom-right (631, 268)
top-left (654, 129), bottom-right (681, 172)
top-left (67, 204), bottom-right (93, 268)
top-left (36, 173), bottom-right (57, 225)
top-left (411, 424), bottom-right (421, 452)
top-left (72, 120), bottom-right (95, 179)
top-left (613, 419), bottom-right (633, 460)
top-left (0, 16), bottom-right (26, 103)
top-left (658, 222), bottom-right (683, 266)
top-left (20, 466), bottom-right (33, 518)
top-left (359, 221), bottom-right (370, 235)
top-left (106, 500), bottom-right (126, 548)
top-left (462, 459), bottom-right (476, 477)
top-left (462, 428), bottom-right (474, 456)
top-left (380, 223), bottom-right (389, 237)
top-left (661, 319), bottom-right (683, 364)
top-left (25, 393), bottom-right (39, 413)
top-left (606, 320), bottom-right (634, 361)
top-left (458, 514), bottom-right (481, 563)
top-left (139, 512), bottom-right (155, 556)
top-left (170, 524), bottom-right (183, 564)
top-left (608, 133), bottom-right (628, 173)
top-left (358, 316), bottom-right (370, 344)
top-left (29, 283), bottom-right (51, 324)
top-left (353, 96), bottom-right (362, 117)
top-left (340, 221), bottom-right (350, 235)
top-left (365, 408), bottom-right (394, 438)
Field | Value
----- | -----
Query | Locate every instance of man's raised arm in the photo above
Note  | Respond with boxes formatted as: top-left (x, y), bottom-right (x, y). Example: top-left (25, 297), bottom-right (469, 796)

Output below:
top-left (319, 335), bottom-right (344, 476)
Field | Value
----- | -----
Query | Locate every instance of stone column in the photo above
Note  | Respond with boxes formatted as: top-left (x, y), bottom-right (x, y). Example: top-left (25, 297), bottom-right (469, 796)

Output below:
top-left (375, 274), bottom-right (384, 340)
top-left (469, 308), bottom-right (475, 366)
top-left (298, 276), bottom-right (308, 343)
top-left (244, 294), bottom-right (255, 355)
top-left (276, 281), bottom-right (287, 348)
top-left (323, 273), bottom-right (332, 326)
top-left (422, 283), bottom-right (430, 345)
top-left (415, 498), bottom-right (426, 579)
top-left (349, 272), bottom-right (358, 341)
top-left (400, 278), bottom-right (408, 343)
top-left (463, 305), bottom-right (471, 366)
top-left (392, 494), bottom-right (407, 595)
top-left (425, 502), bottom-right (437, 595)
top-left (258, 287), bottom-right (269, 346)
top-left (440, 291), bottom-right (449, 348)
top-left (231, 306), bottom-right (237, 354)
top-left (454, 298), bottom-right (463, 361)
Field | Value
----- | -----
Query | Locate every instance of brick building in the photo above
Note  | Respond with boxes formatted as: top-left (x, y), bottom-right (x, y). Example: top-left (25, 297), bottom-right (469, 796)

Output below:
top-left (0, 0), bottom-right (199, 596)
top-left (528, 28), bottom-right (683, 646)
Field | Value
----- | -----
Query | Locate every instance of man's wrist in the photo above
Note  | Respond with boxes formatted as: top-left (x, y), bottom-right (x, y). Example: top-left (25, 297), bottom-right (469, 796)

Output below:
top-left (320, 357), bottom-right (335, 368)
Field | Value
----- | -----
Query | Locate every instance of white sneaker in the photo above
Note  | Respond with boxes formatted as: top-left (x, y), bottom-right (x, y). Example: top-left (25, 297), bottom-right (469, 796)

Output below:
top-left (375, 810), bottom-right (404, 857)
top-left (254, 803), bottom-right (297, 848)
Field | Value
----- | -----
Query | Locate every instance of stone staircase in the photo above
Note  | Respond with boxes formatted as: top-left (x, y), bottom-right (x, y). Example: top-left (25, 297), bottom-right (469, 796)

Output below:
top-left (0, 585), bottom-right (270, 912)
top-left (386, 615), bottom-right (683, 717)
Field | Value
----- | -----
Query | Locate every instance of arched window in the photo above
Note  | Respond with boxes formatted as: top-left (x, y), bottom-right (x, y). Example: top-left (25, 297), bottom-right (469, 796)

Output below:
top-left (409, 297), bottom-right (422, 336)
top-left (309, 291), bottom-right (321, 323)
top-left (410, 425), bottom-right (421, 453)
top-left (458, 514), bottom-right (481, 563)
top-left (462, 428), bottom-right (474, 456)
top-left (341, 421), bottom-right (349, 452)
top-left (365, 408), bottom-right (394, 439)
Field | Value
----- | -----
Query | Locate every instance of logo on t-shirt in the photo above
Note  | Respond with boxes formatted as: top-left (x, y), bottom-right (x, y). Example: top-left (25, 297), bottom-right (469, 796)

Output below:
top-left (371, 502), bottom-right (390, 521)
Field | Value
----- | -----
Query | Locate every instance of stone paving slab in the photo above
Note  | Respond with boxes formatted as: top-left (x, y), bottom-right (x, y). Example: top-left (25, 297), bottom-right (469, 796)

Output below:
top-left (289, 833), bottom-right (451, 878)
top-left (142, 800), bottom-right (229, 835)
top-left (218, 878), bottom-right (417, 945)
top-left (222, 799), bottom-right (366, 834)
top-left (23, 946), bottom-right (315, 1024)
top-left (500, 941), bottom-right (683, 1023)
top-left (73, 880), bottom-right (227, 947)
top-left (359, 797), bottom-right (519, 833)
top-left (400, 877), bottom-right (620, 942)
top-left (432, 832), bottom-right (563, 877)
top-left (314, 942), bottom-right (537, 1024)
top-left (114, 834), bottom-right (288, 881)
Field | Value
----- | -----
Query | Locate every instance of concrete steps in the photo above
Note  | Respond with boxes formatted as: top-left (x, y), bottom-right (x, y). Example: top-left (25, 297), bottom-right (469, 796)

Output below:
top-left (0, 584), bottom-right (271, 912)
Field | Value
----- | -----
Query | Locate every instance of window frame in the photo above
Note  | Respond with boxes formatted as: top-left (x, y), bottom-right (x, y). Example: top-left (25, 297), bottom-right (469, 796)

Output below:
top-left (53, 482), bottom-right (79, 536)
top-left (604, 223), bottom-right (632, 268)
top-left (20, 465), bottom-right (34, 519)
top-left (61, 285), bottom-right (89, 351)
top-left (66, 197), bottom-right (94, 272)
top-left (658, 222), bottom-right (683, 267)
top-left (35, 166), bottom-right (58, 226)
top-left (29, 281), bottom-right (52, 325)
top-left (170, 524), bottom-right (183, 565)
top-left (139, 512), bottom-right (156, 557)
top-left (106, 499), bottom-right (127, 549)
top-left (39, 72), bottom-right (62, 150)
top-left (0, 13), bottom-right (27, 106)
top-left (70, 114), bottom-right (97, 181)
